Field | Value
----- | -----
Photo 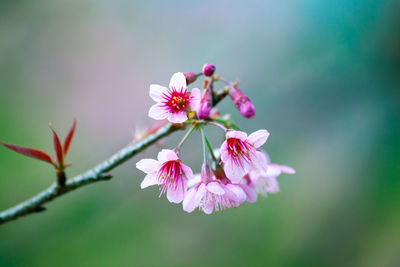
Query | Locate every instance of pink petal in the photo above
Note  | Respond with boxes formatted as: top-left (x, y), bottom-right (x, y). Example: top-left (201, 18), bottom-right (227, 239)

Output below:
top-left (239, 184), bottom-right (257, 203)
top-left (187, 174), bottom-right (201, 188)
top-left (189, 88), bottom-right (201, 111)
top-left (148, 104), bottom-right (169, 120)
top-left (266, 163), bottom-right (282, 176)
top-left (223, 159), bottom-right (247, 183)
top-left (225, 184), bottom-right (247, 206)
top-left (168, 111), bottom-right (188, 123)
top-left (183, 183), bottom-right (206, 212)
top-left (157, 149), bottom-right (179, 163)
top-left (247, 129), bottom-right (270, 148)
top-left (220, 141), bottom-right (229, 162)
top-left (206, 182), bottom-right (225, 195)
top-left (140, 174), bottom-right (159, 189)
top-left (136, 158), bottom-right (160, 174)
top-left (266, 176), bottom-right (280, 194)
top-left (280, 165), bottom-right (296, 174)
top-left (202, 195), bottom-right (215, 214)
top-left (167, 178), bottom-right (186, 203)
top-left (226, 130), bottom-right (247, 141)
top-left (169, 72), bottom-right (186, 91)
top-left (252, 151), bottom-right (269, 173)
top-left (181, 163), bottom-right (194, 179)
top-left (149, 84), bottom-right (169, 102)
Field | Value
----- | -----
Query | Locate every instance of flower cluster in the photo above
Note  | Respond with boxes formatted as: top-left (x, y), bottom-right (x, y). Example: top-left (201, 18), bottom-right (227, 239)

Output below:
top-left (137, 64), bottom-right (295, 214)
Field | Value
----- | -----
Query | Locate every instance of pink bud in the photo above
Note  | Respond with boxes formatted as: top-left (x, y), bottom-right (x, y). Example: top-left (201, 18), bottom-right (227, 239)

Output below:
top-left (197, 87), bottom-right (213, 119)
top-left (202, 63), bottom-right (215, 77)
top-left (229, 87), bottom-right (255, 118)
top-left (183, 72), bottom-right (198, 85)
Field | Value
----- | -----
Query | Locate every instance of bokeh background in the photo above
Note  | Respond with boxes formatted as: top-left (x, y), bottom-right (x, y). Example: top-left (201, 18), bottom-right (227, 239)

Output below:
top-left (0, 1), bottom-right (399, 266)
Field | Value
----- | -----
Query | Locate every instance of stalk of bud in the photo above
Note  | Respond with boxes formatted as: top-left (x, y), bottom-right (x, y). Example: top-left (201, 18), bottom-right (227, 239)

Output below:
top-left (228, 86), bottom-right (255, 118)
top-left (197, 85), bottom-right (213, 119)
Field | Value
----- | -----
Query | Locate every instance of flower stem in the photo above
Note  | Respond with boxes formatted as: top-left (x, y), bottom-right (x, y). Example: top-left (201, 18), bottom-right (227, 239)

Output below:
top-left (176, 124), bottom-right (196, 150)
top-left (199, 127), bottom-right (207, 164)
top-left (206, 121), bottom-right (228, 132)
top-left (203, 133), bottom-right (218, 162)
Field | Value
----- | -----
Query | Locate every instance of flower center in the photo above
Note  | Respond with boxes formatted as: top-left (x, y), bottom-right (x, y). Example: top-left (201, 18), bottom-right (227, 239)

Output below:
top-left (226, 138), bottom-right (253, 165)
top-left (163, 89), bottom-right (190, 113)
top-left (157, 160), bottom-right (183, 195)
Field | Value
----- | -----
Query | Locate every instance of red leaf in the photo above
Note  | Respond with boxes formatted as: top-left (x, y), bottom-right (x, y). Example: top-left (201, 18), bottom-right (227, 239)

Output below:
top-left (49, 124), bottom-right (63, 166)
top-left (0, 141), bottom-right (54, 164)
top-left (63, 118), bottom-right (76, 156)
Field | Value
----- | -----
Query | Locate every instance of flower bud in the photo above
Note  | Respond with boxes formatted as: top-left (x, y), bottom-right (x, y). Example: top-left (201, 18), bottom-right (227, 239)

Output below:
top-left (184, 72), bottom-right (198, 85)
top-left (229, 86), bottom-right (255, 118)
top-left (197, 87), bottom-right (213, 119)
top-left (202, 63), bottom-right (215, 77)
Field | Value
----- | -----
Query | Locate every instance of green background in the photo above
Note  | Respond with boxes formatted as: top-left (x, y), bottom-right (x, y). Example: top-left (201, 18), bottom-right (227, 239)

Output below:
top-left (0, 1), bottom-right (399, 266)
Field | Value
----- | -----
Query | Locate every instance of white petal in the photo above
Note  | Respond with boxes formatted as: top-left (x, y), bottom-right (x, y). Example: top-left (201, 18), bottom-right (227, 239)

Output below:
top-left (220, 141), bottom-right (229, 162)
top-left (148, 104), bottom-right (169, 120)
top-left (157, 149), bottom-right (178, 163)
top-left (140, 174), bottom-right (158, 188)
top-left (247, 129), bottom-right (270, 148)
top-left (169, 72), bottom-right (186, 91)
top-left (266, 163), bottom-right (282, 176)
top-left (136, 158), bottom-right (160, 174)
top-left (187, 174), bottom-right (201, 188)
top-left (149, 84), bottom-right (168, 102)
top-left (168, 111), bottom-right (188, 123)
top-left (189, 88), bottom-right (201, 111)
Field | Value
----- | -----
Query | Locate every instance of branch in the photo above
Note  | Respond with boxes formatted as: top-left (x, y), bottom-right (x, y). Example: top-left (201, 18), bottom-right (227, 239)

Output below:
top-left (0, 89), bottom-right (228, 225)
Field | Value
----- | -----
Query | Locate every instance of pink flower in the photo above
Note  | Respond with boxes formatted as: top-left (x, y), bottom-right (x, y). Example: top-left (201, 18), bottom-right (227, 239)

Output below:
top-left (148, 72), bottom-right (201, 123)
top-left (247, 152), bottom-right (295, 195)
top-left (136, 149), bottom-right (194, 203)
top-left (183, 166), bottom-right (246, 214)
top-left (220, 129), bottom-right (270, 183)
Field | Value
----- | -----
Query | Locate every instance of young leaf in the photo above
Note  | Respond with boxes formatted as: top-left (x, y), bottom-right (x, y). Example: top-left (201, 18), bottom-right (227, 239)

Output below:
top-left (63, 118), bottom-right (76, 156)
top-left (49, 124), bottom-right (63, 166)
top-left (0, 141), bottom-right (54, 164)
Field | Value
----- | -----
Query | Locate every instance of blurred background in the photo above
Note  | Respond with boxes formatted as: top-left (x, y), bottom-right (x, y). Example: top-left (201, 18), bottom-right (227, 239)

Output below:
top-left (0, 0), bottom-right (399, 266)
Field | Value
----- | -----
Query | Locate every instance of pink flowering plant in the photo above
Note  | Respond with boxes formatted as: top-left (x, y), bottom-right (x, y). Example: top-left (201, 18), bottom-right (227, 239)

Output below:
top-left (136, 63), bottom-right (295, 214)
top-left (0, 63), bottom-right (295, 224)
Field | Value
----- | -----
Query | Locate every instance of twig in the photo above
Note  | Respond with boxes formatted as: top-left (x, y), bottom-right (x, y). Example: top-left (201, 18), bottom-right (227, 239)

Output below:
top-left (0, 90), bottom-right (227, 225)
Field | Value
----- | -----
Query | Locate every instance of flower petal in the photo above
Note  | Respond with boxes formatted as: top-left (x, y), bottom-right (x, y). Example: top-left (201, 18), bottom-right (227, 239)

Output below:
top-left (206, 182), bottom-right (225, 195)
top-left (183, 183), bottom-right (205, 212)
top-left (150, 84), bottom-right (169, 102)
top-left (280, 165), bottom-right (296, 174)
top-left (225, 184), bottom-right (247, 206)
top-left (220, 141), bottom-right (229, 162)
top-left (136, 158), bottom-right (160, 174)
top-left (265, 176), bottom-right (280, 193)
top-left (223, 159), bottom-right (247, 183)
top-left (168, 111), bottom-right (188, 123)
top-left (226, 130), bottom-right (247, 141)
top-left (266, 163), bottom-right (282, 176)
top-left (149, 104), bottom-right (169, 120)
top-left (189, 88), bottom-right (201, 111)
top-left (252, 151), bottom-right (269, 173)
top-left (157, 149), bottom-right (178, 163)
top-left (239, 184), bottom-right (257, 203)
top-left (247, 129), bottom-right (270, 148)
top-left (140, 173), bottom-right (159, 188)
top-left (167, 178), bottom-right (186, 203)
top-left (169, 72), bottom-right (186, 91)
top-left (181, 163), bottom-right (194, 179)
top-left (187, 174), bottom-right (201, 188)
